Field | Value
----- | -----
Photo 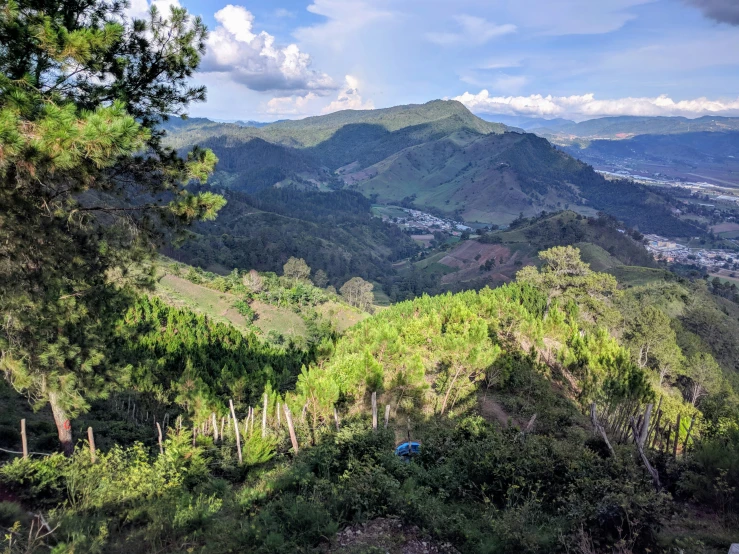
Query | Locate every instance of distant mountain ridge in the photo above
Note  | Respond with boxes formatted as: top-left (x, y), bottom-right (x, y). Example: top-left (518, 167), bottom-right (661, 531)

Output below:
top-left (532, 114), bottom-right (739, 140)
top-left (163, 100), bottom-right (698, 235)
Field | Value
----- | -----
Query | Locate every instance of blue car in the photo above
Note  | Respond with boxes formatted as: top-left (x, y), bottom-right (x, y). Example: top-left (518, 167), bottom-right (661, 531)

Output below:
top-left (395, 441), bottom-right (421, 461)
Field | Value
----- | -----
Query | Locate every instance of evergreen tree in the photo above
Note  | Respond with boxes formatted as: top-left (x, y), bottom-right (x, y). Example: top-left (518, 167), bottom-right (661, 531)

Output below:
top-left (516, 246), bottom-right (618, 321)
top-left (0, 1), bottom-right (224, 454)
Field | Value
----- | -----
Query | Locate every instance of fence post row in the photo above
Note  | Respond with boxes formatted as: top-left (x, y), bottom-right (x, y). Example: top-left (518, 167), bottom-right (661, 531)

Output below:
top-left (229, 399), bottom-right (243, 465)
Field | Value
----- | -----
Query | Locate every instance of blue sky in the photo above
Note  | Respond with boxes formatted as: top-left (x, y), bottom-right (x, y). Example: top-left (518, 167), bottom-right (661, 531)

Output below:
top-left (129, 0), bottom-right (739, 121)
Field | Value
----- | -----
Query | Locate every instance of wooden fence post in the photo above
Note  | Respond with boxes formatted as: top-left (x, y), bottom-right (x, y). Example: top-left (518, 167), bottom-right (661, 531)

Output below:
top-left (683, 414), bottom-right (696, 456)
top-left (673, 414), bottom-right (681, 458)
top-left (277, 402), bottom-right (281, 427)
top-left (87, 427), bottom-right (96, 463)
top-left (630, 417), bottom-right (661, 491)
top-left (262, 393), bottom-right (268, 438)
top-left (664, 424), bottom-right (672, 454)
top-left (384, 405), bottom-right (391, 429)
top-left (156, 422), bottom-right (164, 455)
top-left (20, 419), bottom-right (28, 460)
top-left (250, 406), bottom-right (255, 435)
top-left (212, 413), bottom-right (218, 442)
top-left (650, 409), bottom-right (663, 449)
top-left (372, 392), bottom-right (377, 431)
top-left (220, 417), bottom-right (225, 441)
top-left (229, 399), bottom-right (243, 465)
top-left (334, 407), bottom-right (340, 431)
top-left (639, 403), bottom-right (653, 448)
top-left (284, 404), bottom-right (299, 454)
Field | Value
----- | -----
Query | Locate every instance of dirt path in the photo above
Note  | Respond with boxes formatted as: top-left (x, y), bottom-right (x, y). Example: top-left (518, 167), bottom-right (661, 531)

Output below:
top-left (477, 394), bottom-right (523, 428)
top-left (323, 517), bottom-right (459, 554)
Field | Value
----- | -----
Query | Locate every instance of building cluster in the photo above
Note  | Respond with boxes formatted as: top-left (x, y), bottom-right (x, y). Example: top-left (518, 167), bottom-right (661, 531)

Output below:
top-left (597, 170), bottom-right (739, 202)
top-left (392, 208), bottom-right (472, 233)
top-left (644, 234), bottom-right (737, 271)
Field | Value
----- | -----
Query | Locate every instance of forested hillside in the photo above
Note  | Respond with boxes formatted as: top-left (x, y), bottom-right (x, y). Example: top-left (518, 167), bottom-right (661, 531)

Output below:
top-left (165, 186), bottom-right (419, 286)
top-left (3, 247), bottom-right (738, 553)
top-left (165, 102), bottom-right (699, 236)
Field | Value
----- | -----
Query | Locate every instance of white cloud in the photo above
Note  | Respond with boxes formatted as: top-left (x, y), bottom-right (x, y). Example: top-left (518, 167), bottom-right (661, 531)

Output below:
top-left (266, 93), bottom-right (320, 115)
top-left (453, 90), bottom-right (739, 119)
top-left (321, 75), bottom-right (375, 114)
top-left (426, 15), bottom-right (516, 45)
top-left (506, 0), bottom-right (655, 35)
top-left (294, 0), bottom-right (395, 51)
top-left (274, 8), bottom-right (296, 18)
top-left (125, 0), bottom-right (181, 19)
top-left (200, 4), bottom-right (335, 94)
top-left (266, 75), bottom-right (374, 116)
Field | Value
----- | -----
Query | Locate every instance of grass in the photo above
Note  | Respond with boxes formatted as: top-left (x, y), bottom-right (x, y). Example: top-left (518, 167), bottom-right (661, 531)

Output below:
top-left (607, 266), bottom-right (671, 287)
top-left (155, 274), bottom-right (307, 339)
top-left (371, 204), bottom-right (407, 219)
top-left (574, 242), bottom-right (622, 272)
top-left (317, 301), bottom-right (371, 331)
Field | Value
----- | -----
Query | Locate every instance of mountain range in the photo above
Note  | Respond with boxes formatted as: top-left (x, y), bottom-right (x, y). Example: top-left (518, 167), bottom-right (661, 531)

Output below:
top-left (165, 100), bottom-right (696, 234)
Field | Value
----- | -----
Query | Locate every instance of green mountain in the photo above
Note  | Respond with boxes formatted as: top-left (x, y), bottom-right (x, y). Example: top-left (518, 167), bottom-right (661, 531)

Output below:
top-left (166, 101), bottom-right (699, 236)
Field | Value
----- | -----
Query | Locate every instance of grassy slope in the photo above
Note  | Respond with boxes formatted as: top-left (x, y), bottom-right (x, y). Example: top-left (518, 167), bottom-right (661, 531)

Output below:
top-left (155, 273), bottom-right (308, 339)
top-left (349, 132), bottom-right (587, 224)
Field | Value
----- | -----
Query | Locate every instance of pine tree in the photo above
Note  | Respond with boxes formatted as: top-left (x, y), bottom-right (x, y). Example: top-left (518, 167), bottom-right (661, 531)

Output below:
top-left (0, 1), bottom-right (224, 454)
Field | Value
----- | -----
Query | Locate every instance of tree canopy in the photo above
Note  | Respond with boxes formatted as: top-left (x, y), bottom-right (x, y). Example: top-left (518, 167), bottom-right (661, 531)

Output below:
top-left (0, 0), bottom-right (223, 453)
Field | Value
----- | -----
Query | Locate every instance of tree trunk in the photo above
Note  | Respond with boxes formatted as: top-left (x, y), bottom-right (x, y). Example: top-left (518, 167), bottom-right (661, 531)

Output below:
top-left (49, 392), bottom-right (73, 456)
top-left (440, 365), bottom-right (463, 416)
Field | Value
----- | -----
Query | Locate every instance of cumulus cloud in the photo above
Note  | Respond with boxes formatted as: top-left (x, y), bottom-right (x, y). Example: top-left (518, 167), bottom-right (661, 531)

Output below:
top-left (266, 75), bottom-right (373, 116)
top-left (426, 15), bottom-right (516, 45)
top-left (321, 76), bottom-right (375, 114)
top-left (200, 4), bottom-right (335, 94)
top-left (453, 90), bottom-right (739, 119)
top-left (684, 0), bottom-right (739, 25)
top-left (266, 93), bottom-right (320, 115)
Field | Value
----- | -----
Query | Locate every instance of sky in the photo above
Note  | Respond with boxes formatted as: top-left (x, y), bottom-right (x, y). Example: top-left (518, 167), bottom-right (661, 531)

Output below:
top-left (128, 0), bottom-right (739, 121)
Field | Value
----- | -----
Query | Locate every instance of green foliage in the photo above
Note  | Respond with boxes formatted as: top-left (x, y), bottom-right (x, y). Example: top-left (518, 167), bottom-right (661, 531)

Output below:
top-left (173, 186), bottom-right (419, 288)
top-left (339, 277), bottom-right (375, 311)
top-left (0, 0), bottom-right (223, 452)
top-left (282, 256), bottom-right (311, 283)
top-left (516, 245), bottom-right (619, 323)
top-left (233, 300), bottom-right (256, 323)
top-left (114, 296), bottom-right (311, 417)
